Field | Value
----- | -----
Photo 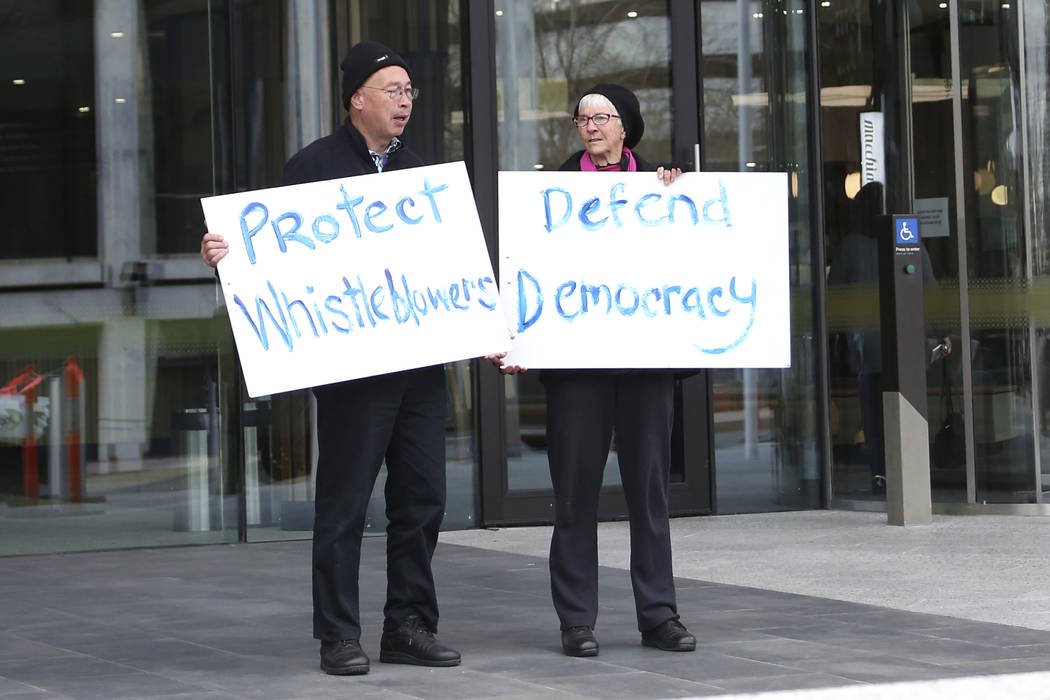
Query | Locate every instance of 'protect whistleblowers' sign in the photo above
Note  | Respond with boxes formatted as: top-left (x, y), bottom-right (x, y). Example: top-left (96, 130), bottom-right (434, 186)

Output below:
top-left (201, 161), bottom-right (509, 397)
top-left (497, 171), bottom-right (791, 369)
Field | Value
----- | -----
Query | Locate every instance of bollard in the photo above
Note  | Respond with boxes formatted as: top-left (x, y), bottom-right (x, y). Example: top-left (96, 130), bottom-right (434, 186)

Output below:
top-left (172, 408), bottom-right (212, 531)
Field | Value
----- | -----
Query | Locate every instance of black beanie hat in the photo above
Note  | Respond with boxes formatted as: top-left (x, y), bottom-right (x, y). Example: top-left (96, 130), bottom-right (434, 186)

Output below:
top-left (574, 83), bottom-right (645, 149)
top-left (340, 41), bottom-right (410, 109)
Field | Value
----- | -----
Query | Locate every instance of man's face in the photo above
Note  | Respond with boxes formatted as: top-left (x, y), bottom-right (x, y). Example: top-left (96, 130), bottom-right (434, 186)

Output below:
top-left (350, 66), bottom-right (413, 149)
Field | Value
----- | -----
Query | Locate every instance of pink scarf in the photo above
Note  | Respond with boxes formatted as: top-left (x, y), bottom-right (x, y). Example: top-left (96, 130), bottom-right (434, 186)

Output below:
top-left (580, 147), bottom-right (637, 172)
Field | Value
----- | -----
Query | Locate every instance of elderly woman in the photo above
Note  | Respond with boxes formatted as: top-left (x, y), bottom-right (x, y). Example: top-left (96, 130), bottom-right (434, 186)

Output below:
top-left (501, 84), bottom-right (695, 658)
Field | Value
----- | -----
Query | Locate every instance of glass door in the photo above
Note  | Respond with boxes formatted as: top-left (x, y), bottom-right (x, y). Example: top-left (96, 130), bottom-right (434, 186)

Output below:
top-left (485, 0), bottom-right (712, 524)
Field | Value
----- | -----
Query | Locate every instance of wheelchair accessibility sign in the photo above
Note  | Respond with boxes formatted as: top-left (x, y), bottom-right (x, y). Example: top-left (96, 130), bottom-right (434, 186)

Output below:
top-left (894, 216), bottom-right (920, 246)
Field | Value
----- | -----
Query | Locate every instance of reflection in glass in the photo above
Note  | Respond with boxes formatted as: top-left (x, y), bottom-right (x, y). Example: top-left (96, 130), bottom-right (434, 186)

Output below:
top-left (496, 0), bottom-right (672, 493)
top-left (0, 1), bottom-right (238, 555)
top-left (959, 2), bottom-right (1037, 503)
top-left (1024, 3), bottom-right (1050, 503)
top-left (702, 0), bottom-right (819, 512)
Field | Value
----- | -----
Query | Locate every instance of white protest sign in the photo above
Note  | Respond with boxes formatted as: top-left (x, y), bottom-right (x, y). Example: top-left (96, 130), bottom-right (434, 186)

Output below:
top-left (498, 171), bottom-right (790, 368)
top-left (201, 161), bottom-right (509, 397)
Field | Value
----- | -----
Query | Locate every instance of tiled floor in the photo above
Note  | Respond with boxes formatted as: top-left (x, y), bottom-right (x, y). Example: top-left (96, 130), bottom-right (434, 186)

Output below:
top-left (2, 537), bottom-right (1050, 699)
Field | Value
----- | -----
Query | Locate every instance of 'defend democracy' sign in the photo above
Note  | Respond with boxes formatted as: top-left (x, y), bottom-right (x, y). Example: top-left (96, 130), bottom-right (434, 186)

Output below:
top-left (498, 171), bottom-right (791, 369)
top-left (201, 161), bottom-right (509, 397)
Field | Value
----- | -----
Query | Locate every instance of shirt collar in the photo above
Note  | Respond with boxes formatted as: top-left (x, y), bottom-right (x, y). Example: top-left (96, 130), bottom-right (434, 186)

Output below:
top-left (369, 137), bottom-right (402, 172)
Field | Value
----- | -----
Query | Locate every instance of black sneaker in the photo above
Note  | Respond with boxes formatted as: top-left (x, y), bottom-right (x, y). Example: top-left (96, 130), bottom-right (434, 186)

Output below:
top-left (641, 619), bottom-right (696, 652)
top-left (561, 626), bottom-right (599, 657)
top-left (319, 639), bottom-right (369, 675)
top-left (379, 615), bottom-right (461, 667)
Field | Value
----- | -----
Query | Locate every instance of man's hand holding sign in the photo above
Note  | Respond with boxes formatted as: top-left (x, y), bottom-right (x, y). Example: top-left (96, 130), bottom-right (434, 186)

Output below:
top-left (200, 161), bottom-right (509, 398)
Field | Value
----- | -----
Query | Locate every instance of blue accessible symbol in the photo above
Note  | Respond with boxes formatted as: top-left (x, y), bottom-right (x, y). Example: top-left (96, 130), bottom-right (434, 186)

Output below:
top-left (895, 217), bottom-right (919, 245)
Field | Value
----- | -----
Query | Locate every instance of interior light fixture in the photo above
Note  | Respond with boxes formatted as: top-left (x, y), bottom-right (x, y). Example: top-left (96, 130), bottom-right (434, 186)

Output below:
top-left (745, 162), bottom-right (757, 168)
top-left (990, 184), bottom-right (1008, 206)
top-left (627, 10), bottom-right (638, 18)
top-left (533, 163), bottom-right (545, 170)
top-left (114, 97), bottom-right (126, 104)
top-left (111, 31), bottom-right (124, 38)
top-left (12, 79), bottom-right (25, 85)
top-left (820, 1), bottom-right (831, 7)
top-left (495, 9), bottom-right (503, 16)
top-left (77, 106), bottom-right (91, 113)
top-left (844, 171), bottom-right (861, 199)
top-left (938, 2), bottom-right (947, 8)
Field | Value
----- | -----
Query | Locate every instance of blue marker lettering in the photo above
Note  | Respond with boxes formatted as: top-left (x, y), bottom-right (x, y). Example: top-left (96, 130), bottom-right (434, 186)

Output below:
top-left (336, 185), bottom-right (365, 238)
top-left (542, 187), bottom-right (572, 233)
top-left (239, 202), bottom-right (267, 265)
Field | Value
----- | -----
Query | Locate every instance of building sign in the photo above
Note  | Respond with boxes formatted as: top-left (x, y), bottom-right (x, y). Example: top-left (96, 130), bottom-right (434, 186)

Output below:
top-left (913, 197), bottom-right (950, 238)
top-left (200, 162), bottom-right (509, 397)
top-left (860, 111), bottom-right (885, 189)
top-left (497, 171), bottom-right (791, 369)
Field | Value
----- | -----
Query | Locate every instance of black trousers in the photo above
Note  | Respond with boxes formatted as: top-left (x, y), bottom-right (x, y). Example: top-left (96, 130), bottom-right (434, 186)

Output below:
top-left (544, 371), bottom-right (678, 633)
top-left (311, 365), bottom-right (446, 642)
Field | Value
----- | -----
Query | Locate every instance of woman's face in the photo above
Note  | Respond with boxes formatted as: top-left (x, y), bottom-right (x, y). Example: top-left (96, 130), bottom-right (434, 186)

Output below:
top-left (575, 101), bottom-right (626, 166)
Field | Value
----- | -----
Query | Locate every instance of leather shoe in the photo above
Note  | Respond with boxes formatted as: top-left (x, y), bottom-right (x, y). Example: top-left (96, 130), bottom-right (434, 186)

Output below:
top-left (319, 639), bottom-right (369, 675)
top-left (379, 615), bottom-right (461, 667)
top-left (641, 619), bottom-right (696, 652)
top-left (561, 626), bottom-right (599, 657)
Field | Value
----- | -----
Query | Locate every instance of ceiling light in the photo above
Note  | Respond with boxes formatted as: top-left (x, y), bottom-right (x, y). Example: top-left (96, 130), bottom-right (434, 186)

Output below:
top-left (533, 163), bottom-right (545, 170)
top-left (111, 31), bottom-right (124, 38)
top-left (844, 172), bottom-right (861, 199)
top-left (12, 79), bottom-right (25, 85)
top-left (990, 184), bottom-right (1008, 206)
top-left (627, 10), bottom-right (638, 18)
top-left (77, 106), bottom-right (91, 113)
top-left (495, 10), bottom-right (503, 16)
top-left (114, 97), bottom-right (126, 104)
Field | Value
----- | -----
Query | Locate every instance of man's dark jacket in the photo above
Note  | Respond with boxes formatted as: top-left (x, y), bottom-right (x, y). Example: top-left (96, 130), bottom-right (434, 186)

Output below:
top-left (281, 119), bottom-right (421, 187)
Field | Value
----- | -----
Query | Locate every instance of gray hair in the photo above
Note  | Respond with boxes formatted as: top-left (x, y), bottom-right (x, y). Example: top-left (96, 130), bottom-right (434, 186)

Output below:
top-left (577, 93), bottom-right (616, 113)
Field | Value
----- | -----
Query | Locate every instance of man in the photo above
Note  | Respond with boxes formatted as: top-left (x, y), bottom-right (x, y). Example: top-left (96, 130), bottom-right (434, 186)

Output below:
top-left (200, 41), bottom-right (460, 676)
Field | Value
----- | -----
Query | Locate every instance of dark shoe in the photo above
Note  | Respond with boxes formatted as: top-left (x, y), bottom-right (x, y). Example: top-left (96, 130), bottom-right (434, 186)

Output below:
top-left (319, 639), bottom-right (369, 675)
top-left (641, 619), bottom-right (696, 652)
top-left (561, 626), bottom-right (599, 657)
top-left (379, 615), bottom-right (461, 667)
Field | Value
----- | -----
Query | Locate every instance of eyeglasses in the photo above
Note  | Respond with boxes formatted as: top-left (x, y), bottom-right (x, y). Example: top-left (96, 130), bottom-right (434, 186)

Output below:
top-left (360, 85), bottom-right (420, 101)
top-left (572, 113), bottom-right (620, 128)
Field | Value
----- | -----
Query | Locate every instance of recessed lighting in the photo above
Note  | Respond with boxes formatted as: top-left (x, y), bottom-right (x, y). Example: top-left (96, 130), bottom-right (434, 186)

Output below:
top-left (627, 10), bottom-right (638, 18)
top-left (938, 2), bottom-right (947, 7)
top-left (495, 10), bottom-right (503, 16)
top-left (77, 106), bottom-right (91, 113)
top-left (111, 31), bottom-right (124, 38)
top-left (114, 97), bottom-right (126, 103)
top-left (745, 162), bottom-right (757, 168)
top-left (820, 1), bottom-right (831, 6)
top-left (533, 163), bottom-right (545, 170)
top-left (1001, 2), bottom-right (1010, 7)
top-left (753, 12), bottom-right (764, 18)
top-left (795, 9), bottom-right (804, 14)
top-left (12, 79), bottom-right (25, 85)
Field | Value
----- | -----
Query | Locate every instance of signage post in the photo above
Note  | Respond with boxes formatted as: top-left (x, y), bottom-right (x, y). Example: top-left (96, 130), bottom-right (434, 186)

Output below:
top-left (878, 214), bottom-right (933, 525)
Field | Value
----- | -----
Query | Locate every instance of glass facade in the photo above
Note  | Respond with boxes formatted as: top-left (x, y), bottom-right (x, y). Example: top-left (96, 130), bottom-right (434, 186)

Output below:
top-left (1, 0), bottom-right (1049, 556)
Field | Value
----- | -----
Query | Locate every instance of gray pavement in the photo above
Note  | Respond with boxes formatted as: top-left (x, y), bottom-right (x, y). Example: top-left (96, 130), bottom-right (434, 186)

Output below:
top-left (2, 510), bottom-right (1050, 698)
